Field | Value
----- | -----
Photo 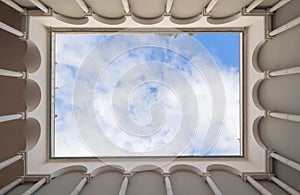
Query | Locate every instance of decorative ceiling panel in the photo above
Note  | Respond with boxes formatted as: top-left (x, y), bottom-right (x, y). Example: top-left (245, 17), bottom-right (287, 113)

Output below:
top-left (171, 0), bottom-right (210, 18)
top-left (41, 0), bottom-right (86, 18)
top-left (209, 0), bottom-right (253, 18)
top-left (129, 0), bottom-right (166, 19)
top-left (86, 0), bottom-right (124, 18)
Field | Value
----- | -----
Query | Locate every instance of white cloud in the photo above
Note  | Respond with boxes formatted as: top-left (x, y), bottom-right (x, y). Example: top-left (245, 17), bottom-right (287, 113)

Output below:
top-left (54, 33), bottom-right (241, 157)
top-left (55, 34), bottom-right (106, 67)
top-left (206, 66), bottom-right (240, 155)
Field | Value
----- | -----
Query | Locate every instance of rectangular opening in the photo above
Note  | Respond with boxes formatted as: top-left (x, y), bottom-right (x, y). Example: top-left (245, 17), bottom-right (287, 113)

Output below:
top-left (50, 29), bottom-right (244, 158)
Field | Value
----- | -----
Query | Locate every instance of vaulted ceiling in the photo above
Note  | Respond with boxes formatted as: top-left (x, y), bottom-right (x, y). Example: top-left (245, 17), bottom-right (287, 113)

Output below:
top-left (1, 0), bottom-right (300, 194)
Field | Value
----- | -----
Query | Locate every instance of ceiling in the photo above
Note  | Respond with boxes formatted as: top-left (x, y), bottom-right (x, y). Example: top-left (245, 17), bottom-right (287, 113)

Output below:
top-left (12, 0), bottom-right (281, 24)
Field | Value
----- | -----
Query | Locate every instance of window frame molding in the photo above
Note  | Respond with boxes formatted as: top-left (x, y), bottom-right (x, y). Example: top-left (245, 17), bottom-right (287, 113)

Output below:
top-left (49, 27), bottom-right (246, 160)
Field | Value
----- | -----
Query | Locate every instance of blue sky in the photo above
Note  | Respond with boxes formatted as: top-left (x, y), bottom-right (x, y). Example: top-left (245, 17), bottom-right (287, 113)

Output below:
top-left (54, 32), bottom-right (241, 157)
top-left (194, 33), bottom-right (240, 70)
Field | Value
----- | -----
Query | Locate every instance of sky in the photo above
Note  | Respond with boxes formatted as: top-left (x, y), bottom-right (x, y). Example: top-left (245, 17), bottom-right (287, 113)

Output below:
top-left (54, 31), bottom-right (241, 157)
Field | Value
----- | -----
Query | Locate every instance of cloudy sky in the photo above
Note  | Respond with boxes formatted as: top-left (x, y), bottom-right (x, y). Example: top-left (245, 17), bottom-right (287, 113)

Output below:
top-left (54, 31), bottom-right (241, 157)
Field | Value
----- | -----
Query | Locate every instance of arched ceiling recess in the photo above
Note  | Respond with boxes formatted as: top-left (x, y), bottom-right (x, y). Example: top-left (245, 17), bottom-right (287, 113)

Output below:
top-left (252, 40), bottom-right (266, 73)
top-left (52, 13), bottom-right (89, 25)
top-left (252, 116), bottom-right (268, 150)
top-left (0, 77), bottom-right (26, 116)
top-left (50, 165), bottom-right (88, 179)
top-left (0, 120), bottom-right (26, 161)
top-left (126, 169), bottom-right (167, 195)
top-left (23, 79), bottom-right (41, 112)
top-left (257, 75), bottom-right (300, 115)
top-left (206, 0), bottom-right (260, 24)
top-left (252, 78), bottom-right (265, 111)
top-left (169, 14), bottom-right (203, 25)
top-left (0, 117), bottom-right (41, 156)
top-left (92, 14), bottom-right (126, 25)
top-left (131, 14), bottom-right (165, 25)
top-left (86, 0), bottom-right (124, 19)
top-left (169, 164), bottom-right (203, 175)
top-left (131, 165), bottom-right (164, 174)
top-left (90, 165), bottom-right (125, 177)
top-left (209, 0), bottom-right (253, 18)
top-left (0, 31), bottom-right (27, 72)
top-left (171, 0), bottom-right (210, 19)
top-left (206, 164), bottom-right (242, 176)
top-left (41, 0), bottom-right (86, 18)
top-left (23, 118), bottom-right (41, 152)
top-left (23, 40), bottom-right (42, 73)
top-left (129, 0), bottom-right (166, 19)
top-left (0, 79), bottom-right (40, 116)
top-left (206, 12), bottom-right (242, 25)
top-left (0, 31), bottom-right (41, 73)
top-left (257, 25), bottom-right (300, 72)
top-left (258, 117), bottom-right (300, 162)
top-left (208, 165), bottom-right (261, 195)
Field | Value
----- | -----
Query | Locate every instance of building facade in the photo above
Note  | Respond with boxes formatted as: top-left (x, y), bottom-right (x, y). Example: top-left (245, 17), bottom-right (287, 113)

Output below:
top-left (0, 0), bottom-right (300, 194)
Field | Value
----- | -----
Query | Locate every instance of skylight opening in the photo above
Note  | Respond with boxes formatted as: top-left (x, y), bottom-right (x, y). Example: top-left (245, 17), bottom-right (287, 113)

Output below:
top-left (50, 29), bottom-right (243, 158)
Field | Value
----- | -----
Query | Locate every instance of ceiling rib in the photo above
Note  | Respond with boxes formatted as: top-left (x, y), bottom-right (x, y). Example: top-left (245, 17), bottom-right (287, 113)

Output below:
top-left (121, 0), bottom-right (130, 14)
top-left (245, 0), bottom-right (264, 13)
top-left (165, 0), bottom-right (173, 14)
top-left (27, 0), bottom-right (49, 13)
top-left (269, 15), bottom-right (300, 36)
top-left (205, 0), bottom-right (218, 13)
top-left (1, 0), bottom-right (25, 13)
top-left (268, 0), bottom-right (291, 13)
top-left (75, 0), bottom-right (90, 14)
top-left (0, 21), bottom-right (24, 37)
